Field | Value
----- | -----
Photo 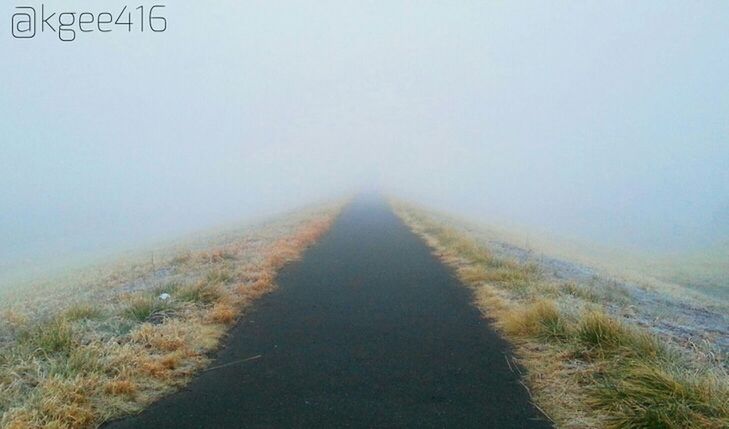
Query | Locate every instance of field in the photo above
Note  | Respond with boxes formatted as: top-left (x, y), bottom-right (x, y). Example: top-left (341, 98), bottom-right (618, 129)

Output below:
top-left (392, 200), bottom-right (729, 428)
top-left (0, 203), bottom-right (343, 429)
top-left (645, 247), bottom-right (729, 301)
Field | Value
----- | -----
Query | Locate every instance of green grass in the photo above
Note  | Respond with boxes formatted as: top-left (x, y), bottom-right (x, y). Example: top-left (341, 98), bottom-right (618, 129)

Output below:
top-left (576, 311), bottom-right (662, 359)
top-left (122, 295), bottom-right (173, 322)
top-left (48, 346), bottom-right (104, 378)
top-left (18, 317), bottom-right (75, 355)
top-left (590, 363), bottom-right (729, 428)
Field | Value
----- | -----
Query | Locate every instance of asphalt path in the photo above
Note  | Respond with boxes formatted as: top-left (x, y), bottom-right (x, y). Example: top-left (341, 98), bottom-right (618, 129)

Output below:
top-left (106, 196), bottom-right (552, 428)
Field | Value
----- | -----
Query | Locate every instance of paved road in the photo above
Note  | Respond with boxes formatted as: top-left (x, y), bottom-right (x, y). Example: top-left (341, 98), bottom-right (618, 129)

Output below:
top-left (106, 197), bottom-right (551, 428)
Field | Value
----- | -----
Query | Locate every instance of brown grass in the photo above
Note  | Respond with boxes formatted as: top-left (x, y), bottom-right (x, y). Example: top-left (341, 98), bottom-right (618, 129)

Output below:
top-left (176, 281), bottom-right (224, 305)
top-left (208, 303), bottom-right (238, 325)
top-left (104, 379), bottom-right (137, 397)
top-left (4, 375), bottom-right (98, 429)
top-left (392, 200), bottom-right (729, 429)
top-left (130, 321), bottom-right (187, 353)
top-left (502, 299), bottom-right (571, 341)
top-left (0, 202), bottom-right (343, 429)
top-left (159, 353), bottom-right (182, 371)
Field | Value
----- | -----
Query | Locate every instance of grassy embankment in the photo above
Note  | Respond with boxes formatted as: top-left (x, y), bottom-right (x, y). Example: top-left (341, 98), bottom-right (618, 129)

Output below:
top-left (0, 203), bottom-right (342, 429)
top-left (393, 201), bottom-right (729, 429)
top-left (646, 247), bottom-right (729, 302)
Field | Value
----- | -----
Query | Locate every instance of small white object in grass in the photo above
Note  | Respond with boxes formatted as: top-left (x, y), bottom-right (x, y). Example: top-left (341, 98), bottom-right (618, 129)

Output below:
top-left (159, 293), bottom-right (171, 301)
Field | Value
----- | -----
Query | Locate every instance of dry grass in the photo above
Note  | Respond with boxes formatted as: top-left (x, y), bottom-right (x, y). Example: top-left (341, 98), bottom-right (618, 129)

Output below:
top-left (575, 311), bottom-right (662, 359)
top-left (6, 375), bottom-right (98, 429)
top-left (176, 281), bottom-right (224, 305)
top-left (122, 295), bottom-right (173, 323)
top-left (0, 202), bottom-right (343, 428)
top-left (207, 303), bottom-right (238, 325)
top-left (17, 316), bottom-right (75, 355)
top-left (63, 304), bottom-right (103, 322)
top-left (589, 362), bottom-right (729, 429)
top-left (502, 300), bottom-right (571, 341)
top-left (393, 200), bottom-right (729, 429)
top-left (104, 379), bottom-right (137, 397)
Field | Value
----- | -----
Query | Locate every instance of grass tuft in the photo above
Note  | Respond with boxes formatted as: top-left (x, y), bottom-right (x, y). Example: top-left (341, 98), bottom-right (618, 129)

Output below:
top-left (502, 299), bottom-right (571, 341)
top-left (176, 282), bottom-right (223, 305)
top-left (131, 322), bottom-right (186, 352)
top-left (208, 303), bottom-right (237, 324)
top-left (576, 311), bottom-right (661, 358)
top-left (205, 267), bottom-right (235, 285)
top-left (3, 375), bottom-right (97, 429)
top-left (590, 363), bottom-right (729, 429)
top-left (104, 379), bottom-right (137, 397)
top-left (561, 282), bottom-right (600, 302)
top-left (152, 281), bottom-right (182, 296)
top-left (49, 345), bottom-right (103, 377)
top-left (64, 303), bottom-right (103, 322)
top-left (122, 295), bottom-right (172, 323)
top-left (439, 228), bottom-right (494, 265)
top-left (19, 317), bottom-right (75, 355)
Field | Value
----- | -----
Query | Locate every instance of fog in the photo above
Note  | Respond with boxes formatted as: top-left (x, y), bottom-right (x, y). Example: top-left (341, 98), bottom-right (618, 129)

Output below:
top-left (2, 1), bottom-right (728, 278)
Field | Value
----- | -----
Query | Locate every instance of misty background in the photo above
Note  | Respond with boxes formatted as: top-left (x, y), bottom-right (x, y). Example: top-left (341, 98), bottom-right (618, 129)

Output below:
top-left (2, 1), bottom-right (728, 282)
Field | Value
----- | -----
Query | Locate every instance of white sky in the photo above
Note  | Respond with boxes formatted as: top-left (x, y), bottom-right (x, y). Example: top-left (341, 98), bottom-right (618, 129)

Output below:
top-left (2, 1), bottom-right (728, 270)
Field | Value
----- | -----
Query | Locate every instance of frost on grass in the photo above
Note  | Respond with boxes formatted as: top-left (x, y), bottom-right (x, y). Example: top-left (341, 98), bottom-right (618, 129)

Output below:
top-left (392, 200), bottom-right (729, 429)
top-left (0, 203), bottom-right (342, 429)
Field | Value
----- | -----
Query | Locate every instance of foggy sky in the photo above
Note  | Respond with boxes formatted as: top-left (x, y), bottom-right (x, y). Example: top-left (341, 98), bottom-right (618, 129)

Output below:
top-left (2, 1), bottom-right (729, 273)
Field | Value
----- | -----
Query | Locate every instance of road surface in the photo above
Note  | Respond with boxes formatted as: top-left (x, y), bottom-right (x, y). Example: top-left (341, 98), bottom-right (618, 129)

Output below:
top-left (106, 196), bottom-right (551, 428)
